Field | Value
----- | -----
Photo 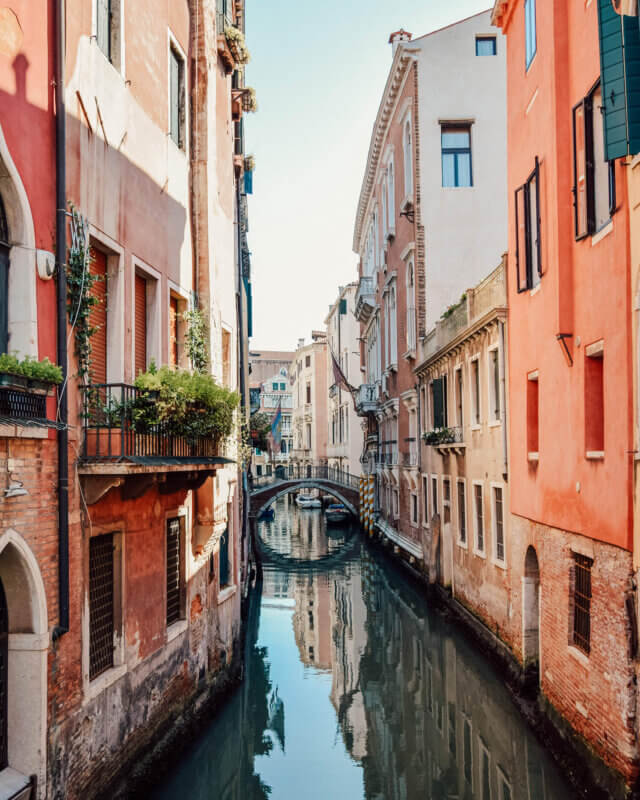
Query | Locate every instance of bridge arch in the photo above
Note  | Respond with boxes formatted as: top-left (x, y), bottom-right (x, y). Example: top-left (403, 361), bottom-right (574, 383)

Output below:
top-left (253, 481), bottom-right (358, 520)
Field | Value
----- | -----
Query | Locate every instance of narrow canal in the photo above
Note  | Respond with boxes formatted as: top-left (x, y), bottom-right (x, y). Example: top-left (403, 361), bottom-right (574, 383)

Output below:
top-left (151, 496), bottom-right (574, 800)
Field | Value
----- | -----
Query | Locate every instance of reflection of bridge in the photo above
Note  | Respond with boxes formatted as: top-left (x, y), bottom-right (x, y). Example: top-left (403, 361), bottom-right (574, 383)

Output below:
top-left (249, 466), bottom-right (360, 519)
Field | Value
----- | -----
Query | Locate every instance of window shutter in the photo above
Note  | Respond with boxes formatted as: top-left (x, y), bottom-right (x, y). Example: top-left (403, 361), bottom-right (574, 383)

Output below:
top-left (573, 100), bottom-right (589, 239)
top-left (96, 0), bottom-right (110, 59)
top-left (169, 50), bottom-right (180, 146)
top-left (89, 248), bottom-right (107, 385)
top-left (515, 186), bottom-right (528, 292)
top-left (134, 275), bottom-right (147, 376)
top-left (533, 157), bottom-right (542, 278)
top-left (597, 0), bottom-right (640, 159)
top-left (432, 378), bottom-right (444, 430)
top-left (169, 295), bottom-right (179, 366)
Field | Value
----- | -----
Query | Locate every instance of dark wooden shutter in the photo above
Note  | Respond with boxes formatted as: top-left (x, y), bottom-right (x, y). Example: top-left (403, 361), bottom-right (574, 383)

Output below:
top-left (515, 185), bottom-right (528, 293)
top-left (597, 0), bottom-right (640, 160)
top-left (169, 295), bottom-right (179, 366)
top-left (219, 526), bottom-right (230, 588)
top-left (96, 0), bottom-right (111, 60)
top-left (170, 49), bottom-right (180, 147)
top-left (134, 274), bottom-right (147, 376)
top-left (89, 248), bottom-right (107, 385)
top-left (432, 378), bottom-right (444, 430)
top-left (89, 533), bottom-right (114, 680)
top-left (573, 99), bottom-right (589, 239)
top-left (532, 158), bottom-right (542, 278)
top-left (166, 518), bottom-right (181, 625)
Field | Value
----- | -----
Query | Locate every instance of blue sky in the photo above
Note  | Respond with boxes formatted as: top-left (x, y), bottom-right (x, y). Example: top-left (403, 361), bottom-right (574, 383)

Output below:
top-left (245, 0), bottom-right (490, 351)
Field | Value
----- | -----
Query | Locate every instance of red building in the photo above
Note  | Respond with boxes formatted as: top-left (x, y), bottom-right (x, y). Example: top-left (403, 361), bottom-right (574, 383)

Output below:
top-left (493, 0), bottom-right (638, 789)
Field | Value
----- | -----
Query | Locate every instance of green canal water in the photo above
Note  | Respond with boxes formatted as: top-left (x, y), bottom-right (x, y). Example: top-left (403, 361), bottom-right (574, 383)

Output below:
top-left (150, 495), bottom-right (574, 799)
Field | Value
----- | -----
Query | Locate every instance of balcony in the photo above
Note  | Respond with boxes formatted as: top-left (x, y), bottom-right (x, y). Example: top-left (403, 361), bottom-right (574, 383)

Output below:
top-left (355, 382), bottom-right (380, 416)
top-left (78, 384), bottom-right (233, 503)
top-left (402, 438), bottom-right (419, 467)
top-left (380, 442), bottom-right (398, 466)
top-left (0, 382), bottom-right (62, 435)
top-left (355, 275), bottom-right (376, 323)
top-left (422, 426), bottom-right (465, 455)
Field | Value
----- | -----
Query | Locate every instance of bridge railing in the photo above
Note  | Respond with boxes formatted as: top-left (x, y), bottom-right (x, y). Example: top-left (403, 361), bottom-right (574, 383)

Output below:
top-left (250, 464), bottom-right (361, 492)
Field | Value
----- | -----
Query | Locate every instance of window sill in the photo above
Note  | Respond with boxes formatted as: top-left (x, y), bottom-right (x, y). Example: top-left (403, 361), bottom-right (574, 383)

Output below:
top-left (403, 350), bottom-right (416, 361)
top-left (84, 662), bottom-right (128, 705)
top-left (491, 557), bottom-right (507, 571)
top-left (568, 644), bottom-right (590, 668)
top-left (585, 451), bottom-right (604, 461)
top-left (400, 195), bottom-right (413, 213)
top-left (591, 220), bottom-right (613, 247)
top-left (167, 618), bottom-right (188, 643)
top-left (217, 584), bottom-right (237, 605)
top-left (488, 419), bottom-right (502, 429)
top-left (473, 547), bottom-right (487, 560)
top-left (470, 424), bottom-right (482, 432)
top-left (457, 538), bottom-right (468, 550)
top-left (529, 283), bottom-right (541, 297)
top-left (527, 452), bottom-right (539, 462)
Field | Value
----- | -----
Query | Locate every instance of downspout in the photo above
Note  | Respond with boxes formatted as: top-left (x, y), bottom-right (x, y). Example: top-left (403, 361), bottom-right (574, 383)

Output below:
top-left (499, 319), bottom-right (508, 481)
top-left (53, 0), bottom-right (69, 640)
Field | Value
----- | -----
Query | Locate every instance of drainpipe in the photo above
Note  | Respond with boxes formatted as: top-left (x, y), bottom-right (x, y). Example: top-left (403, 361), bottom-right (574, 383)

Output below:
top-left (499, 319), bottom-right (508, 481)
top-left (53, 0), bottom-right (69, 640)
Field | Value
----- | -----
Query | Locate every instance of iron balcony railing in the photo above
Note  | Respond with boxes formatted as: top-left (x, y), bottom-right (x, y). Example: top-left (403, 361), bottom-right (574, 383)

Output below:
top-left (422, 426), bottom-right (464, 446)
top-left (355, 382), bottom-right (380, 415)
top-left (81, 383), bottom-right (220, 462)
top-left (355, 275), bottom-right (376, 322)
top-left (250, 463), bottom-right (361, 491)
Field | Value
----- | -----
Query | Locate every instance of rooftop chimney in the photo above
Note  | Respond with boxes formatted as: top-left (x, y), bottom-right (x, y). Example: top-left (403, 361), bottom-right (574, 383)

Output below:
top-left (389, 28), bottom-right (412, 57)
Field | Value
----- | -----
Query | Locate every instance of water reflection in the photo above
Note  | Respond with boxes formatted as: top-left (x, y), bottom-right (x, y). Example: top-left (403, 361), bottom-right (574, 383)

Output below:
top-left (150, 498), bottom-right (574, 800)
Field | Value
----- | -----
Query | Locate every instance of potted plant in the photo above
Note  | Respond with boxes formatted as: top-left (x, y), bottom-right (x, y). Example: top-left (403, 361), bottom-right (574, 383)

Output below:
top-left (224, 25), bottom-right (250, 65)
top-left (0, 353), bottom-right (62, 392)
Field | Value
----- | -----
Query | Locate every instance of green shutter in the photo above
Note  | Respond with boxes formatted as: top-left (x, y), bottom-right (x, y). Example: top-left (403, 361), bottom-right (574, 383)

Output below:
top-left (598, 0), bottom-right (640, 159)
top-left (339, 298), bottom-right (347, 314)
top-left (432, 378), bottom-right (444, 430)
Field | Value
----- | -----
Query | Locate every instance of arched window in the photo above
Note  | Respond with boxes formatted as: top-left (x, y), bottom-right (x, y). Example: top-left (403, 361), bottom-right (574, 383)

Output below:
top-left (406, 260), bottom-right (416, 352)
top-left (389, 284), bottom-right (397, 365)
top-left (382, 171), bottom-right (388, 238)
top-left (403, 119), bottom-right (413, 198)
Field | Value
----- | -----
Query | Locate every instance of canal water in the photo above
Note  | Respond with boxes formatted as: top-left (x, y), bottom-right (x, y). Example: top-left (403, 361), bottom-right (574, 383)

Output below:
top-left (151, 496), bottom-right (575, 800)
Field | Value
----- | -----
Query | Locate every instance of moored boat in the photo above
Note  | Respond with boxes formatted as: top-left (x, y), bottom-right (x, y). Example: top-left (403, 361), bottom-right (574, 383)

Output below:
top-left (324, 503), bottom-right (351, 523)
top-left (295, 493), bottom-right (322, 508)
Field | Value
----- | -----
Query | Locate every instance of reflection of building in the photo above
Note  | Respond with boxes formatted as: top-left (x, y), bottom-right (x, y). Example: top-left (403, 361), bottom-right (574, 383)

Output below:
top-left (252, 368), bottom-right (294, 477)
top-left (325, 284), bottom-right (363, 476)
top-left (291, 332), bottom-right (328, 472)
top-left (293, 572), bottom-right (332, 670)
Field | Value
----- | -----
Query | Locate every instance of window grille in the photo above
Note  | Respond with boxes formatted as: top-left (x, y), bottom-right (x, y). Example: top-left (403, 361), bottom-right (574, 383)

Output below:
top-left (0, 387), bottom-right (47, 421)
top-left (494, 487), bottom-right (504, 561)
top-left (166, 518), bottom-right (182, 625)
top-left (573, 553), bottom-right (593, 653)
top-left (89, 534), bottom-right (114, 680)
top-left (475, 484), bottom-right (484, 552)
top-left (443, 478), bottom-right (451, 524)
top-left (458, 482), bottom-right (466, 544)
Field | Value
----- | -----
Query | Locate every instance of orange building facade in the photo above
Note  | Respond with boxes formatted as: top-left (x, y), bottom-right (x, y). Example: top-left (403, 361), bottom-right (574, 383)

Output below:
top-left (494, 0), bottom-right (638, 788)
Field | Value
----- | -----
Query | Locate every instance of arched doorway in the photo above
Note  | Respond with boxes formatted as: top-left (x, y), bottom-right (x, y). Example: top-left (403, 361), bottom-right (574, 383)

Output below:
top-left (523, 546), bottom-right (540, 676)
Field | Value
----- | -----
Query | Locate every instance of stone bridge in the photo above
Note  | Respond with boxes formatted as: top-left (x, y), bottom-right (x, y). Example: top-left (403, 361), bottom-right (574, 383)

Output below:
top-left (249, 466), bottom-right (360, 519)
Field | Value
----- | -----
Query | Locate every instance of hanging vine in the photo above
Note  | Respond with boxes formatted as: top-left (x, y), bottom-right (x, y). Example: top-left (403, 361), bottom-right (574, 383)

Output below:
top-left (67, 205), bottom-right (100, 384)
top-left (183, 308), bottom-right (209, 374)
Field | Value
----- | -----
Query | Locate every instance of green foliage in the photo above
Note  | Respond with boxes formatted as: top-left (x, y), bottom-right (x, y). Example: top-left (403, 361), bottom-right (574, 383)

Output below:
top-left (441, 293), bottom-right (467, 320)
top-left (249, 411), bottom-right (271, 451)
top-left (225, 25), bottom-right (250, 64)
top-left (182, 309), bottom-right (209, 374)
top-left (67, 205), bottom-right (100, 384)
top-left (0, 353), bottom-right (62, 384)
top-left (422, 428), bottom-right (456, 446)
top-left (133, 366), bottom-right (239, 443)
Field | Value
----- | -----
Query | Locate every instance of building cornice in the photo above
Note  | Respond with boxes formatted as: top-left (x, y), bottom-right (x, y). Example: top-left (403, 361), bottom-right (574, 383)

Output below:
top-left (491, 0), bottom-right (513, 30)
top-left (353, 46), bottom-right (419, 254)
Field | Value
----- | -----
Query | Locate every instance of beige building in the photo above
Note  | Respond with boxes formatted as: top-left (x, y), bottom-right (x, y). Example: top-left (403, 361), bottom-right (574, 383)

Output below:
top-left (251, 369), bottom-right (293, 478)
top-left (290, 332), bottom-right (328, 472)
top-left (415, 259), bottom-right (509, 636)
top-left (325, 284), bottom-right (363, 477)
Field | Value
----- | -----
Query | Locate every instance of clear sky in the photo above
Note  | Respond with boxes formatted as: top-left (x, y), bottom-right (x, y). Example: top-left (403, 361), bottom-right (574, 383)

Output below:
top-left (245, 0), bottom-right (490, 351)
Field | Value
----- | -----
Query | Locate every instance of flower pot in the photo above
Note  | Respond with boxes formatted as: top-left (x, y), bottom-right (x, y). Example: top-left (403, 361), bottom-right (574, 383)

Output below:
top-left (0, 372), bottom-right (28, 389)
top-left (85, 429), bottom-right (125, 459)
top-left (27, 378), bottom-right (55, 395)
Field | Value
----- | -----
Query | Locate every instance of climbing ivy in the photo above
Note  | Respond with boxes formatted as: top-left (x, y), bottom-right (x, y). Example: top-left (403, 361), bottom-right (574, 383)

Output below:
top-left (183, 308), bottom-right (209, 374)
top-left (66, 206), bottom-right (100, 384)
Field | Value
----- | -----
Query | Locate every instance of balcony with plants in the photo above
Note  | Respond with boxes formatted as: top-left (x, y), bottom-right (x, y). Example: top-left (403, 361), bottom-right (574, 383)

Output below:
top-left (217, 2), bottom-right (250, 74)
top-left (422, 426), bottom-right (465, 454)
top-left (0, 353), bottom-right (63, 430)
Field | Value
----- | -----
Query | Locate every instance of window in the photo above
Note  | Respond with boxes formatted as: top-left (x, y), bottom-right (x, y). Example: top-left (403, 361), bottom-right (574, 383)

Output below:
top-left (458, 480), bottom-right (467, 545)
top-left (481, 744), bottom-right (491, 800)
top-left (489, 347), bottom-right (501, 422)
top-left (89, 533), bottom-right (115, 680)
top-left (388, 159), bottom-right (395, 231)
top-left (527, 372), bottom-right (539, 456)
top-left (411, 493), bottom-right (418, 525)
top-left (442, 126), bottom-right (472, 188)
top-left (432, 476), bottom-right (438, 516)
top-left (456, 367), bottom-right (464, 427)
top-left (305, 355), bottom-right (311, 368)
top-left (585, 343), bottom-right (604, 454)
top-left (476, 35), bottom-right (497, 56)
top-left (272, 382), bottom-right (278, 391)
top-left (471, 358), bottom-right (480, 425)
top-left (463, 718), bottom-right (473, 784)
top-left (448, 702), bottom-right (457, 757)
top-left (89, 247), bottom-right (108, 385)
top-left (169, 45), bottom-right (186, 149)
top-left (493, 486), bottom-right (505, 562)
top-left (515, 159), bottom-right (541, 291)
top-left (431, 376), bottom-right (448, 429)
top-left (169, 294), bottom-right (183, 367)
top-left (573, 84), bottom-right (616, 239)
top-left (96, 0), bottom-right (122, 69)
top-left (499, 771), bottom-right (512, 800)
top-left (423, 475), bottom-right (429, 523)
top-left (219, 525), bottom-right (231, 589)
top-left (305, 423), bottom-right (311, 448)
top-left (406, 261), bottom-right (416, 352)
top-left (134, 274), bottom-right (147, 376)
top-left (573, 553), bottom-right (593, 654)
top-left (222, 328), bottom-right (231, 388)
top-left (280, 382), bottom-right (286, 391)
top-left (474, 483), bottom-right (484, 553)
top-left (443, 478), bottom-right (451, 524)
top-left (403, 118), bottom-right (413, 198)
top-left (393, 488), bottom-right (399, 518)
top-left (166, 517), bottom-right (185, 626)
top-left (305, 383), bottom-right (311, 404)
top-left (525, 0), bottom-right (536, 68)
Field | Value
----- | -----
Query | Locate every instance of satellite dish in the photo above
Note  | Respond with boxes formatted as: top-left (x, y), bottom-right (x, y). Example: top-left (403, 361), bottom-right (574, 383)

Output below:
top-left (612, 0), bottom-right (637, 15)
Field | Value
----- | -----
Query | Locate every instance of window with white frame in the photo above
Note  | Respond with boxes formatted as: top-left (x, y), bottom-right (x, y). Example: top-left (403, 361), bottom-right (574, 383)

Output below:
top-left (493, 485), bottom-right (505, 563)
top-left (169, 43), bottom-right (186, 149)
top-left (463, 717), bottom-right (473, 785)
top-left (471, 357), bottom-right (481, 425)
top-left (480, 741), bottom-right (491, 800)
top-left (388, 159), bottom-right (396, 233)
top-left (455, 366), bottom-right (464, 427)
top-left (403, 117), bottom-right (413, 199)
top-left (442, 477), bottom-right (451, 524)
top-left (385, 282), bottom-right (397, 367)
top-left (474, 482), bottom-right (485, 554)
top-left (382, 174), bottom-right (388, 239)
top-left (457, 479), bottom-right (467, 545)
top-left (411, 493), bottom-right (418, 525)
top-left (423, 475), bottom-right (429, 523)
top-left (96, 0), bottom-right (122, 70)
top-left (489, 346), bottom-right (501, 423)
top-left (406, 260), bottom-right (416, 353)
top-left (431, 476), bottom-right (438, 516)
top-left (393, 488), bottom-right (399, 518)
